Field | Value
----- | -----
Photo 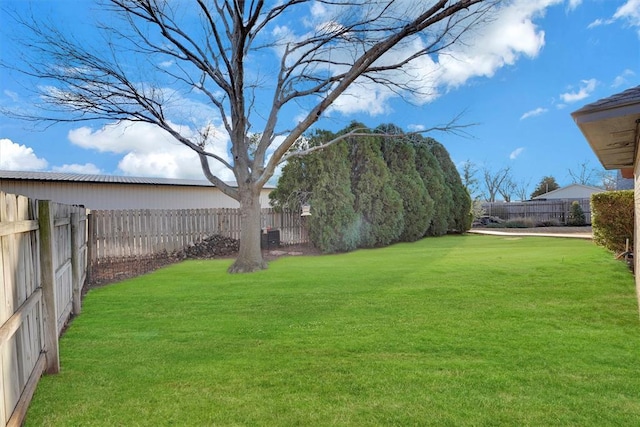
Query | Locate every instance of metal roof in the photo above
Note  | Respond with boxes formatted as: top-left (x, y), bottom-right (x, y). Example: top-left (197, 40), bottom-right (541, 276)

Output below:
top-left (531, 183), bottom-right (605, 200)
top-left (571, 86), bottom-right (640, 170)
top-left (0, 170), bottom-right (276, 189)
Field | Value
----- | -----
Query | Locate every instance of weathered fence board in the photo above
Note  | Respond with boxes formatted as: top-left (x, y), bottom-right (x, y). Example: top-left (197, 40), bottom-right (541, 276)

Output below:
top-left (0, 192), bottom-right (88, 427)
top-left (0, 192), bottom-right (41, 427)
top-left (90, 208), bottom-right (308, 261)
top-left (481, 199), bottom-right (593, 224)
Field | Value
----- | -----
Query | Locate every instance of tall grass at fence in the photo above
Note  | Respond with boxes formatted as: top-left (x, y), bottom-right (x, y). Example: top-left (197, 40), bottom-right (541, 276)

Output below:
top-left (25, 235), bottom-right (640, 426)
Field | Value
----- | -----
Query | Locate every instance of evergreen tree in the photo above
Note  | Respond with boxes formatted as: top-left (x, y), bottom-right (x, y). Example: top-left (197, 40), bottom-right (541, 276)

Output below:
top-left (530, 176), bottom-right (560, 198)
top-left (380, 132), bottom-right (434, 242)
top-left (270, 131), bottom-right (358, 253)
top-left (269, 154), bottom-right (310, 212)
top-left (429, 140), bottom-right (472, 232)
top-left (567, 201), bottom-right (586, 226)
top-left (271, 124), bottom-right (468, 249)
top-left (414, 141), bottom-right (452, 236)
top-left (306, 138), bottom-right (359, 253)
top-left (347, 127), bottom-right (403, 247)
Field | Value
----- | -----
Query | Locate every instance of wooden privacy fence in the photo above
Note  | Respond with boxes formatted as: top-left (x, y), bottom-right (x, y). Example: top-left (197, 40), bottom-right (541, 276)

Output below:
top-left (89, 208), bottom-right (308, 261)
top-left (0, 192), bottom-right (87, 427)
top-left (481, 199), bottom-right (593, 224)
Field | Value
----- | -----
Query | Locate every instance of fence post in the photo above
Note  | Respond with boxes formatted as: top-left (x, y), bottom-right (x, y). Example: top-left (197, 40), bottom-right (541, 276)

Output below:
top-left (86, 212), bottom-right (95, 285)
top-left (38, 200), bottom-right (60, 374)
top-left (70, 212), bottom-right (82, 315)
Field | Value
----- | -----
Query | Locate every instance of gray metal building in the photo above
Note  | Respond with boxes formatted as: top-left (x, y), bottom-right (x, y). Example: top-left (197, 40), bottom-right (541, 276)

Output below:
top-left (0, 170), bottom-right (274, 209)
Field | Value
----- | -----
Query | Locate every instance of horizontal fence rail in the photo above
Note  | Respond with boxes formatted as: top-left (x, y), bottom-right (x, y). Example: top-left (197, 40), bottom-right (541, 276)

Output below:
top-left (89, 208), bottom-right (308, 261)
top-left (481, 199), bottom-right (592, 224)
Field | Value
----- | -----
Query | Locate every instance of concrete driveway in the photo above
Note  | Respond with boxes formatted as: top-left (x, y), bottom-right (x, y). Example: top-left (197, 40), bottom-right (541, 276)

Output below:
top-left (467, 226), bottom-right (593, 240)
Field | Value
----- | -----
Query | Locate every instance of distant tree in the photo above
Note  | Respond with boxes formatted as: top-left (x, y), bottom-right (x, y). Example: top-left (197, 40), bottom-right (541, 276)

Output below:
top-left (567, 161), bottom-right (598, 186)
top-left (347, 126), bottom-right (403, 247)
top-left (470, 199), bottom-right (486, 222)
top-left (567, 201), bottom-right (586, 226)
top-left (461, 160), bottom-right (480, 199)
top-left (530, 176), bottom-right (560, 198)
top-left (569, 160), bottom-right (620, 190)
top-left (415, 141), bottom-right (452, 236)
top-left (600, 170), bottom-right (618, 190)
top-left (497, 178), bottom-right (516, 202)
top-left (482, 166), bottom-right (512, 202)
top-left (430, 141), bottom-right (472, 232)
top-left (513, 179), bottom-right (531, 201)
top-left (379, 127), bottom-right (433, 242)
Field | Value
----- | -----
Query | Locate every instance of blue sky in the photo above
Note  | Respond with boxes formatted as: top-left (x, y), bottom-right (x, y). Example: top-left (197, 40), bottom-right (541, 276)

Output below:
top-left (0, 0), bottom-right (639, 199)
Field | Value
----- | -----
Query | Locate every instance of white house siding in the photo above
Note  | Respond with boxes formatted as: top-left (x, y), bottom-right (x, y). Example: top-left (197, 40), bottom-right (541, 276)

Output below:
top-left (532, 184), bottom-right (605, 200)
top-left (634, 150), bottom-right (640, 311)
top-left (0, 180), bottom-right (273, 210)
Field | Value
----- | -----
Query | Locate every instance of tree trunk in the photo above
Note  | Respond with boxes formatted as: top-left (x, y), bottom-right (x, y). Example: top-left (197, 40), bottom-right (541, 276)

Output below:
top-left (228, 187), bottom-right (268, 273)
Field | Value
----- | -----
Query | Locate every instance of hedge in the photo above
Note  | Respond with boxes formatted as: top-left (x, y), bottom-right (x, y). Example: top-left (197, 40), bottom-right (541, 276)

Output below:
top-left (591, 190), bottom-right (634, 253)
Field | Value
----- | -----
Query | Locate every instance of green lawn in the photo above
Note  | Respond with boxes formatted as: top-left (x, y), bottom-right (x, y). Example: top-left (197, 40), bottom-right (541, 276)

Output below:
top-left (25, 234), bottom-right (640, 426)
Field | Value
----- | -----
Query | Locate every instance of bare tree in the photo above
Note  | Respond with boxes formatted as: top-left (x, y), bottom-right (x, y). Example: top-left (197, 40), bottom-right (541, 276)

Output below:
top-left (599, 170), bottom-right (618, 191)
top-left (3, 0), bottom-right (497, 272)
top-left (497, 177), bottom-right (516, 202)
top-left (482, 166), bottom-right (512, 202)
top-left (567, 160), bottom-right (599, 186)
top-left (569, 161), bottom-right (617, 190)
top-left (461, 160), bottom-right (480, 199)
top-left (513, 179), bottom-right (531, 201)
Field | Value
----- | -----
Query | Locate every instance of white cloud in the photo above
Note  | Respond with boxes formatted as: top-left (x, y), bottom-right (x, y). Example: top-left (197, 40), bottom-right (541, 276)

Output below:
top-left (438, 0), bottom-right (557, 88)
top-left (612, 69), bottom-right (636, 88)
top-left (559, 78), bottom-right (597, 103)
top-left (587, 18), bottom-right (605, 29)
top-left (68, 121), bottom-right (234, 180)
top-left (407, 124), bottom-right (426, 132)
top-left (297, 0), bottom-right (562, 116)
top-left (0, 138), bottom-right (48, 170)
top-left (587, 0), bottom-right (640, 31)
top-left (3, 90), bottom-right (19, 102)
top-left (520, 107), bottom-right (548, 120)
top-left (329, 81), bottom-right (396, 116)
top-left (310, 2), bottom-right (327, 18)
top-left (510, 147), bottom-right (525, 160)
top-left (567, 0), bottom-right (582, 11)
top-left (52, 163), bottom-right (102, 174)
top-left (613, 0), bottom-right (640, 28)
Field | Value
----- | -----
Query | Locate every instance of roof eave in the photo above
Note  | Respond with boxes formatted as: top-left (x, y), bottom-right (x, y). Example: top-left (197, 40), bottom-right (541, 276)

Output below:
top-left (571, 103), bottom-right (640, 170)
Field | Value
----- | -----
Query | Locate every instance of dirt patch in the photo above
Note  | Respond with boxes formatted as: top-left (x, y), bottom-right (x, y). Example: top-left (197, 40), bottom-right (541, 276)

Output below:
top-left (263, 243), bottom-right (321, 261)
top-left (89, 237), bottom-right (321, 286)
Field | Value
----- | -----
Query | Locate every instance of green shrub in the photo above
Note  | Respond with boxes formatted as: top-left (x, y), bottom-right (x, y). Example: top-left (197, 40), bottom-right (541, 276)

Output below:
top-left (485, 223), bottom-right (506, 229)
top-left (591, 190), bottom-right (634, 253)
top-left (381, 136), bottom-right (433, 242)
top-left (428, 140), bottom-right (472, 232)
top-left (504, 217), bottom-right (536, 228)
top-left (307, 141), bottom-right (359, 253)
top-left (348, 129), bottom-right (404, 247)
top-left (567, 201), bottom-right (586, 226)
top-left (535, 218), bottom-right (562, 228)
top-left (414, 142), bottom-right (452, 237)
